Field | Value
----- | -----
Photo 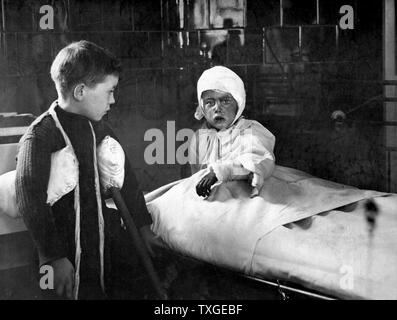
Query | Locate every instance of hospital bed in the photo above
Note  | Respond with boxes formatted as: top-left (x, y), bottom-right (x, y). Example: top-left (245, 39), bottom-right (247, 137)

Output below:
top-left (144, 172), bottom-right (397, 300)
top-left (149, 199), bottom-right (397, 300)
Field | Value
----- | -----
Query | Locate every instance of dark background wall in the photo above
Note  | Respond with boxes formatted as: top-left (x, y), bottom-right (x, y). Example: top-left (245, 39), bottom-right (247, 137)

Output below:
top-left (0, 0), bottom-right (389, 192)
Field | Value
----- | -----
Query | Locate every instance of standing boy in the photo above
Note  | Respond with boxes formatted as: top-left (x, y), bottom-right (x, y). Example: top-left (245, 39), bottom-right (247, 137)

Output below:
top-left (15, 40), bottom-right (158, 299)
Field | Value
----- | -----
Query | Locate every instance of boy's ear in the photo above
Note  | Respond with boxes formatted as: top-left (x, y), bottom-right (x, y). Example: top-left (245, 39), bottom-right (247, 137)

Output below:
top-left (73, 83), bottom-right (85, 101)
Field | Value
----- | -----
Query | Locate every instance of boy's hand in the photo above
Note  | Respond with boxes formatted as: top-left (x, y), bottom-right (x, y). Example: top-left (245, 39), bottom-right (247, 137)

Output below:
top-left (196, 171), bottom-right (218, 197)
top-left (49, 257), bottom-right (75, 299)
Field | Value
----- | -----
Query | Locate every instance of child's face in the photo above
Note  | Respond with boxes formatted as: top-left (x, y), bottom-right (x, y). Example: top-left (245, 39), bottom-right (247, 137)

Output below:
top-left (202, 90), bottom-right (238, 130)
top-left (80, 74), bottom-right (119, 121)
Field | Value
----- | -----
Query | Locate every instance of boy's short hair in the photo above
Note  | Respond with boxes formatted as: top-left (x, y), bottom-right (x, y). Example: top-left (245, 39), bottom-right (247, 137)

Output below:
top-left (50, 40), bottom-right (122, 97)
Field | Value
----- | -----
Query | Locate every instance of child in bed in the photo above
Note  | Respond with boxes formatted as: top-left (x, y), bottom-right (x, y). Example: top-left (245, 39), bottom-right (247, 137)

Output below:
top-left (189, 66), bottom-right (276, 198)
top-left (146, 66), bottom-right (389, 300)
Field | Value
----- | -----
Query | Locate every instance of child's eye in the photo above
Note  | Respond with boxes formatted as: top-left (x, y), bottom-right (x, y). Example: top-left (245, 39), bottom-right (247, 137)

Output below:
top-left (204, 99), bottom-right (215, 107)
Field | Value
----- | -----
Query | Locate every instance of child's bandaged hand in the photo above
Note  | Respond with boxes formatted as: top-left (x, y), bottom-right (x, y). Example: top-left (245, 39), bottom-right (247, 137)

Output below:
top-left (196, 170), bottom-right (218, 197)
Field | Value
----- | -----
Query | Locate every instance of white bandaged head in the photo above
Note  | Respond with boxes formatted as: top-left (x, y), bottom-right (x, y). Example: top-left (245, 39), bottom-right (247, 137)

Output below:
top-left (97, 135), bottom-right (125, 192)
top-left (195, 66), bottom-right (246, 126)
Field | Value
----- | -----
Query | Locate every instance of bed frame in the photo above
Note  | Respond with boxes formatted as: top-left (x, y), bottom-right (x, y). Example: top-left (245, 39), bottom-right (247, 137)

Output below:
top-left (153, 244), bottom-right (337, 300)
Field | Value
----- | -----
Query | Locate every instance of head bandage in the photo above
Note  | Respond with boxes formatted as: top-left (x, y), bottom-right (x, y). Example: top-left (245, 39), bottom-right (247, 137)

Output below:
top-left (195, 66), bottom-right (246, 127)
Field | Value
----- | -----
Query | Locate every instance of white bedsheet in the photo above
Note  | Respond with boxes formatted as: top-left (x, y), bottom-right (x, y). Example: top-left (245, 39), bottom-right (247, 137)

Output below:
top-left (252, 195), bottom-right (397, 299)
top-left (145, 165), bottom-right (393, 299)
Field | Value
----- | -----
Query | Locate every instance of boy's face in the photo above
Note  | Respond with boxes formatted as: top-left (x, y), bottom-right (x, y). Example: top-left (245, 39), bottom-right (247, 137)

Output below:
top-left (80, 74), bottom-right (119, 121)
top-left (202, 90), bottom-right (238, 131)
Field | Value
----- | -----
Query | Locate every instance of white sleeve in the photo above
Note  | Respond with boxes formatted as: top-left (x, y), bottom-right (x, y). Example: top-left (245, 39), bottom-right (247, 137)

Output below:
top-left (236, 121), bottom-right (275, 178)
top-left (209, 121), bottom-right (276, 195)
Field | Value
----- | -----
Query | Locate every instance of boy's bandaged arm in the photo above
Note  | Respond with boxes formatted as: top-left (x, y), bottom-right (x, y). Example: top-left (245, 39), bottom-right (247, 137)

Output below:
top-left (95, 122), bottom-right (152, 228)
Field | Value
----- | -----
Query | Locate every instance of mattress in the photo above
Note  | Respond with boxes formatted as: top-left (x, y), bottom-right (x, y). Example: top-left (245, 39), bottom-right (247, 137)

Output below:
top-left (145, 166), bottom-right (397, 300)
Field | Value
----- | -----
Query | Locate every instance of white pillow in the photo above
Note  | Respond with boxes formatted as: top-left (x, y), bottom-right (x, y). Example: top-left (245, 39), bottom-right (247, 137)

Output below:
top-left (0, 170), bottom-right (21, 218)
